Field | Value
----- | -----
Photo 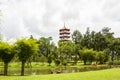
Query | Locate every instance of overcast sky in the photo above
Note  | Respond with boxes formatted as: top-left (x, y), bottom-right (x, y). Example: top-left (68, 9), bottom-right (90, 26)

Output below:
top-left (0, 0), bottom-right (120, 43)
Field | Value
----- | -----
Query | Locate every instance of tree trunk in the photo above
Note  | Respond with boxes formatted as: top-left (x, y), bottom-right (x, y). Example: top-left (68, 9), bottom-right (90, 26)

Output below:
top-left (21, 61), bottom-right (25, 76)
top-left (84, 60), bottom-right (86, 65)
top-left (111, 51), bottom-right (114, 65)
top-left (96, 61), bottom-right (98, 65)
top-left (4, 63), bottom-right (8, 76)
top-left (90, 60), bottom-right (92, 65)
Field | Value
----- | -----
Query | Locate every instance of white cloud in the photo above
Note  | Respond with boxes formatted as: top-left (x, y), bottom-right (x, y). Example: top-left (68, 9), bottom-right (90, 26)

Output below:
top-left (0, 0), bottom-right (120, 44)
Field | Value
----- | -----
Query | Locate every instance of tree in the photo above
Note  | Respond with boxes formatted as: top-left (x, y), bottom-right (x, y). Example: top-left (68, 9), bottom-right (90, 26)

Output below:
top-left (96, 51), bottom-right (109, 64)
top-left (38, 37), bottom-right (56, 65)
top-left (94, 32), bottom-right (107, 51)
top-left (72, 30), bottom-right (82, 44)
top-left (101, 27), bottom-right (114, 39)
top-left (109, 38), bottom-right (120, 62)
top-left (81, 27), bottom-right (91, 49)
top-left (48, 42), bottom-right (58, 66)
top-left (58, 41), bottom-right (74, 67)
top-left (101, 27), bottom-right (114, 50)
top-left (15, 38), bottom-right (38, 76)
top-left (38, 37), bottom-right (52, 57)
top-left (51, 45), bottom-right (61, 66)
top-left (39, 54), bottom-right (47, 65)
top-left (89, 31), bottom-right (96, 50)
top-left (72, 30), bottom-right (82, 64)
top-left (80, 48), bottom-right (96, 65)
top-left (0, 42), bottom-right (15, 75)
top-left (72, 44), bottom-right (81, 65)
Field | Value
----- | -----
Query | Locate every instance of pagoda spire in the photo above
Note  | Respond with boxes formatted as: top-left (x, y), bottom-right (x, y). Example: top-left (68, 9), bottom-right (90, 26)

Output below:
top-left (63, 22), bottom-right (66, 29)
top-left (64, 22), bottom-right (65, 27)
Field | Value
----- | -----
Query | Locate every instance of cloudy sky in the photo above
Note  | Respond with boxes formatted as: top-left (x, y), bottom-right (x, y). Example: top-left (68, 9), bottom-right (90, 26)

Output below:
top-left (0, 0), bottom-right (120, 43)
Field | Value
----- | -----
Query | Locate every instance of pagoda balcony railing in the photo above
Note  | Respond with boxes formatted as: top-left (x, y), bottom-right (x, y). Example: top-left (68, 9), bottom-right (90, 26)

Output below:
top-left (59, 36), bottom-right (70, 38)
top-left (61, 34), bottom-right (70, 36)
top-left (60, 31), bottom-right (70, 33)
top-left (59, 32), bottom-right (70, 35)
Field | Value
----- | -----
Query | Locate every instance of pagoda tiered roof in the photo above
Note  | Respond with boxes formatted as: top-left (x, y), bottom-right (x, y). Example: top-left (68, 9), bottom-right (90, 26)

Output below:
top-left (59, 26), bottom-right (70, 31)
top-left (59, 23), bottom-right (70, 41)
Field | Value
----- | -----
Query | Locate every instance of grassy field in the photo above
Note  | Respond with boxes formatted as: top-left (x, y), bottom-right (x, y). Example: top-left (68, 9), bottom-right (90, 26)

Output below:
top-left (0, 68), bottom-right (120, 80)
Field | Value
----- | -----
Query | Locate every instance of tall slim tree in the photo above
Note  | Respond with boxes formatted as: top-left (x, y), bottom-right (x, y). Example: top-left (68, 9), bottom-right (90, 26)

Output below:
top-left (81, 27), bottom-right (91, 48)
top-left (72, 30), bottom-right (82, 64)
top-left (72, 30), bottom-right (82, 44)
top-left (38, 37), bottom-right (52, 58)
top-left (38, 37), bottom-right (56, 65)
top-left (47, 42), bottom-right (56, 66)
top-left (90, 31), bottom-right (96, 50)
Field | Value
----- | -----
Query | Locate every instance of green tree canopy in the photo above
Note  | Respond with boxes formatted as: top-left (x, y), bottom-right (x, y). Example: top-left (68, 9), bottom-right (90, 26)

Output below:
top-left (15, 38), bottom-right (38, 76)
top-left (0, 42), bottom-right (15, 75)
top-left (72, 30), bottom-right (82, 44)
top-left (58, 41), bottom-right (74, 66)
top-left (80, 48), bottom-right (96, 65)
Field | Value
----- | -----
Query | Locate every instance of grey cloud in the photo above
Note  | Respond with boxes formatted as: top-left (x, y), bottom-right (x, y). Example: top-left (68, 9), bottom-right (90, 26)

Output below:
top-left (23, 17), bottom-right (40, 34)
top-left (1, 0), bottom-right (120, 44)
top-left (61, 10), bottom-right (79, 21)
top-left (104, 4), bottom-right (120, 21)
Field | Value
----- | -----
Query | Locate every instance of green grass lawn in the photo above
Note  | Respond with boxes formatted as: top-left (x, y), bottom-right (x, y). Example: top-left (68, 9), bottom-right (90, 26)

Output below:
top-left (0, 68), bottom-right (120, 80)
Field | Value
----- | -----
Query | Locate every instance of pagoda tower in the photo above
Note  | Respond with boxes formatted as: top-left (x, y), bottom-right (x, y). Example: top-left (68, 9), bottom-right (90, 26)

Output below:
top-left (59, 23), bottom-right (70, 41)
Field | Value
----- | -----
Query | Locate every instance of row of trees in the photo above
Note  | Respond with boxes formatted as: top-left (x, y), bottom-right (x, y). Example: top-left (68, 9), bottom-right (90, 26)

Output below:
top-left (37, 27), bottom-right (120, 66)
top-left (0, 38), bottom-right (38, 76)
top-left (72, 27), bottom-right (120, 63)
top-left (0, 27), bottom-right (120, 76)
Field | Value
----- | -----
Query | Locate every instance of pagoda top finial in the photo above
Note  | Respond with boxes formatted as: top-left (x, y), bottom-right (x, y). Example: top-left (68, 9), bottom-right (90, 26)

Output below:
top-left (63, 22), bottom-right (66, 29)
top-left (59, 23), bottom-right (70, 31)
top-left (64, 22), bottom-right (65, 27)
